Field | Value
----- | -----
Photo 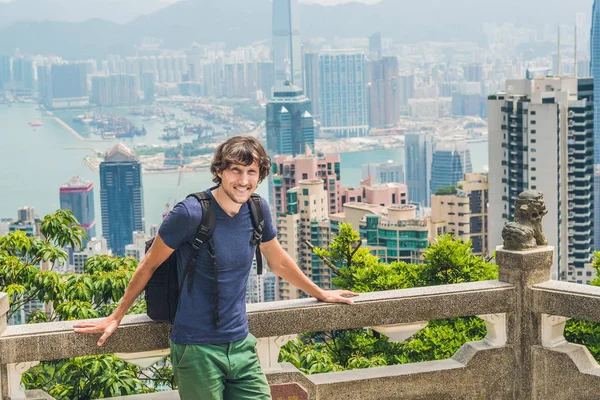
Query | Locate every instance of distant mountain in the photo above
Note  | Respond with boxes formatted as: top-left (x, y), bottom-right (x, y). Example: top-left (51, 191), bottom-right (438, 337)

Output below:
top-left (0, 0), bottom-right (179, 27)
top-left (0, 0), bottom-right (594, 58)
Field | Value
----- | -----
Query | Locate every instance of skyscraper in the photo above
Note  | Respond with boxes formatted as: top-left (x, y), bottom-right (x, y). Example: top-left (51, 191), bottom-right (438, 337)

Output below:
top-left (303, 50), bottom-right (320, 119)
top-left (430, 140), bottom-right (473, 195)
top-left (397, 75), bottom-right (415, 108)
top-left (271, 152), bottom-right (342, 217)
top-left (320, 51), bottom-right (369, 137)
top-left (404, 133), bottom-right (434, 207)
top-left (272, 0), bottom-right (302, 88)
top-left (23, 59), bottom-right (35, 91)
top-left (362, 161), bottom-right (404, 184)
top-left (142, 71), bottom-right (156, 104)
top-left (488, 77), bottom-right (594, 282)
top-left (369, 32), bottom-right (383, 61)
top-left (591, 0), bottom-right (600, 164)
top-left (91, 74), bottom-right (138, 106)
top-left (431, 173), bottom-right (489, 256)
top-left (48, 63), bottom-right (89, 108)
top-left (11, 57), bottom-right (24, 87)
top-left (60, 177), bottom-right (96, 247)
top-left (0, 55), bottom-right (10, 89)
top-left (266, 81), bottom-right (314, 157)
top-left (369, 56), bottom-right (400, 129)
top-left (257, 61), bottom-right (275, 98)
top-left (277, 179), bottom-right (330, 300)
top-left (100, 144), bottom-right (144, 256)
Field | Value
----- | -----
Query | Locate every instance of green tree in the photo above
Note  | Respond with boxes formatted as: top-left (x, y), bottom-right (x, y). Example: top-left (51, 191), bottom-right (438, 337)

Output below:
top-left (0, 209), bottom-right (173, 399)
top-left (564, 251), bottom-right (600, 363)
top-left (281, 225), bottom-right (497, 373)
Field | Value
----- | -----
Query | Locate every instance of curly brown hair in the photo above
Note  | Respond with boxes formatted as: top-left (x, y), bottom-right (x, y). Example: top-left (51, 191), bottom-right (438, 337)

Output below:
top-left (210, 136), bottom-right (272, 185)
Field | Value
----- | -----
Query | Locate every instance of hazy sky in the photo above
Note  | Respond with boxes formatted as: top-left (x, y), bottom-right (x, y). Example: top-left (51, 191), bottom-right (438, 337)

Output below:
top-left (0, 0), bottom-right (381, 3)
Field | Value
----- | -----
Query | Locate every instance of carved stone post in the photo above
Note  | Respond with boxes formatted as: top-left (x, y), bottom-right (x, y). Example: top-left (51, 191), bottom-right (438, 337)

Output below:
top-left (497, 246), bottom-right (553, 400)
top-left (497, 190), bottom-right (553, 400)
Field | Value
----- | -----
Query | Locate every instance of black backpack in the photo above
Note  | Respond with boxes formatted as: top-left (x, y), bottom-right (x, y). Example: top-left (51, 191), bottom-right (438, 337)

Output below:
top-left (144, 191), bottom-right (265, 325)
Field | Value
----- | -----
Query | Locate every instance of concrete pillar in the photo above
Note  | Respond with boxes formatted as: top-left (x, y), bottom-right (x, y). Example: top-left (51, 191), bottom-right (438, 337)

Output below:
top-left (496, 245), bottom-right (553, 400)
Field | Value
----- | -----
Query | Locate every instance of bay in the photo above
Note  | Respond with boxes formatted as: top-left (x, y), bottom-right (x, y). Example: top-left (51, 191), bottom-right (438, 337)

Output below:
top-left (0, 103), bottom-right (488, 233)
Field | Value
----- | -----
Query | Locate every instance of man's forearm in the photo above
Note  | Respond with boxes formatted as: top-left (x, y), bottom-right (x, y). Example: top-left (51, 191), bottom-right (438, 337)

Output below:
top-left (112, 262), bottom-right (156, 320)
top-left (272, 259), bottom-right (326, 300)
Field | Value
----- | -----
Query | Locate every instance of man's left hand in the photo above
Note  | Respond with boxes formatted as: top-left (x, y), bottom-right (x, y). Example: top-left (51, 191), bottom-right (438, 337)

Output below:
top-left (319, 290), bottom-right (359, 305)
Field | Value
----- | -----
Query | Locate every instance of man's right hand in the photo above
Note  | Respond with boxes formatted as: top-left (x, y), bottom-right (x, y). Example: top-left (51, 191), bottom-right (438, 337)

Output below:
top-left (74, 315), bottom-right (122, 347)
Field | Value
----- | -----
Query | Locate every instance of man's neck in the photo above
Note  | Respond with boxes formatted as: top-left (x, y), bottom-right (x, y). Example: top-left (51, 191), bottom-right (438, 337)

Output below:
top-left (211, 187), bottom-right (243, 217)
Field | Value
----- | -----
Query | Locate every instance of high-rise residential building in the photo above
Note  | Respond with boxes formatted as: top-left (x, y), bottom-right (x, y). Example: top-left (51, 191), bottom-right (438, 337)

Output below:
top-left (277, 179), bottom-right (330, 300)
top-left (330, 203), bottom-right (444, 265)
top-left (59, 177), bottom-right (96, 247)
top-left (11, 57), bottom-right (24, 86)
top-left (451, 93), bottom-right (488, 118)
top-left (303, 50), bottom-right (320, 119)
top-left (596, 165), bottom-right (600, 251)
top-left (100, 143), bottom-right (145, 256)
top-left (362, 161), bottom-right (404, 184)
top-left (266, 81), bottom-right (314, 157)
top-left (342, 181), bottom-right (408, 207)
top-left (369, 56), bottom-right (400, 129)
top-left (488, 77), bottom-right (594, 282)
top-left (0, 55), bottom-right (10, 88)
top-left (272, 0), bottom-right (302, 88)
top-left (224, 63), bottom-right (236, 98)
top-left (142, 71), bottom-right (156, 104)
top-left (37, 64), bottom-right (51, 105)
top-left (17, 206), bottom-right (35, 223)
top-left (319, 51), bottom-right (369, 137)
top-left (369, 32), bottom-right (383, 61)
top-left (23, 59), bottom-right (35, 91)
top-left (431, 173), bottom-right (489, 256)
top-left (397, 75), bottom-right (415, 108)
top-left (271, 152), bottom-right (341, 216)
top-left (430, 140), bottom-right (473, 195)
top-left (257, 61), bottom-right (275, 98)
top-left (263, 270), bottom-right (277, 302)
top-left (463, 64), bottom-right (483, 82)
top-left (66, 237), bottom-right (110, 274)
top-left (405, 133), bottom-right (434, 207)
top-left (91, 74), bottom-right (138, 106)
top-left (48, 63), bottom-right (89, 108)
top-left (591, 0), bottom-right (600, 164)
top-left (246, 258), bottom-right (263, 304)
top-left (125, 231), bottom-right (151, 261)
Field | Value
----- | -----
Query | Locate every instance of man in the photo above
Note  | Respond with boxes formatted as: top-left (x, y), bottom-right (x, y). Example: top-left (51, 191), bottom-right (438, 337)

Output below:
top-left (74, 136), bottom-right (357, 399)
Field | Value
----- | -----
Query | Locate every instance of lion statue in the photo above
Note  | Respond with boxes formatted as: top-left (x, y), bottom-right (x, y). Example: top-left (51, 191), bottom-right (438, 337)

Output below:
top-left (502, 191), bottom-right (548, 251)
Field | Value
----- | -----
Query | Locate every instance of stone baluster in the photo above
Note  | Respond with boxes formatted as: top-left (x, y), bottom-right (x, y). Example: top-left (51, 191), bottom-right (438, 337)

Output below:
top-left (255, 335), bottom-right (297, 371)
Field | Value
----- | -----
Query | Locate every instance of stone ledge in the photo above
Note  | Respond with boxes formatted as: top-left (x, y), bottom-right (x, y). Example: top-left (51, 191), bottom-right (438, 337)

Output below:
top-left (309, 345), bottom-right (514, 399)
top-left (532, 281), bottom-right (600, 323)
top-left (533, 344), bottom-right (600, 399)
top-left (0, 281), bottom-right (515, 364)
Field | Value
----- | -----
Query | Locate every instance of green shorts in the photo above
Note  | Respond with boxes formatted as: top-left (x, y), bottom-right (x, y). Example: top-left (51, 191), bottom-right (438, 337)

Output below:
top-left (170, 333), bottom-right (271, 400)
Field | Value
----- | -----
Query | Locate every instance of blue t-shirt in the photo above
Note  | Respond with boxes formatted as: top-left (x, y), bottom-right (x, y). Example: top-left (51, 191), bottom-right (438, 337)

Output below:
top-left (158, 189), bottom-right (276, 345)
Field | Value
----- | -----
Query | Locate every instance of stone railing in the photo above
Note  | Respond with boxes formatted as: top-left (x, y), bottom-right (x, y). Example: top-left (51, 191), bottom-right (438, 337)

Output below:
top-left (0, 246), bottom-right (599, 399)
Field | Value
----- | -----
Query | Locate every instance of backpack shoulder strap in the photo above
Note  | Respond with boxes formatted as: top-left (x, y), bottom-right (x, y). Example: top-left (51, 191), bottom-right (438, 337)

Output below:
top-left (179, 192), bottom-right (217, 293)
top-left (247, 193), bottom-right (265, 275)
